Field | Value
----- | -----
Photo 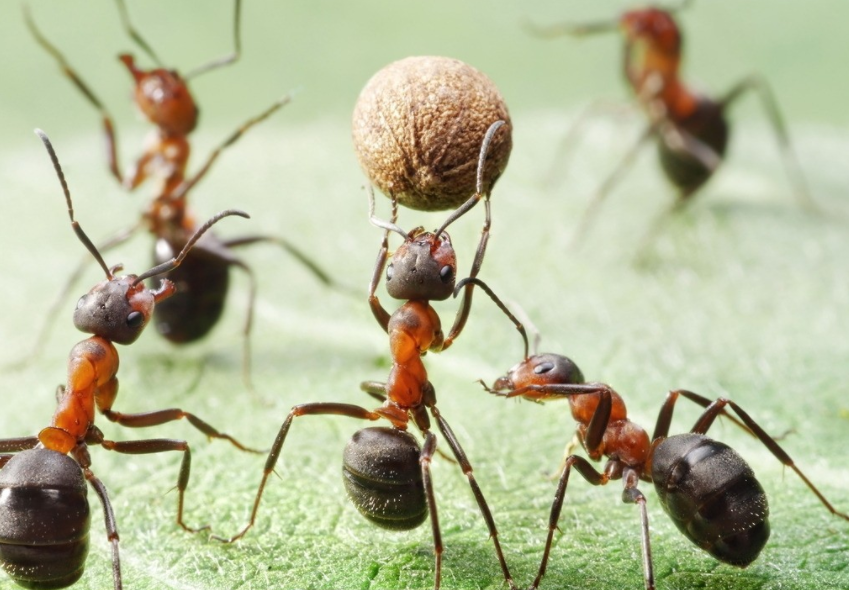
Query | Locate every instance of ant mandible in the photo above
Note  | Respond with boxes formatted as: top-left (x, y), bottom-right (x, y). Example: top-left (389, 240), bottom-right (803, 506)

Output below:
top-left (24, 0), bottom-right (336, 385)
top-left (458, 277), bottom-right (849, 590)
top-left (526, 1), bottom-right (816, 247)
top-left (0, 130), bottom-right (259, 589)
top-left (211, 121), bottom-right (516, 590)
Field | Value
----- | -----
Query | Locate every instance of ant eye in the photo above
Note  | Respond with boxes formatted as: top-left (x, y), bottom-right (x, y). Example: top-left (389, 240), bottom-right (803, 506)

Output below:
top-left (386, 264), bottom-right (394, 282)
top-left (439, 265), bottom-right (453, 283)
top-left (126, 311), bottom-right (144, 329)
top-left (75, 296), bottom-right (86, 310)
top-left (534, 362), bottom-right (555, 374)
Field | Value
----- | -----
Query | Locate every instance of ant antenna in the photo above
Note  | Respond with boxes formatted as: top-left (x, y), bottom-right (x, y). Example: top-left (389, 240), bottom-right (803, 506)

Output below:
top-left (454, 277), bottom-right (529, 360)
top-left (502, 299), bottom-right (542, 357)
top-left (133, 209), bottom-right (250, 284)
top-left (367, 185), bottom-right (408, 239)
top-left (522, 17), bottom-right (619, 39)
top-left (185, 0), bottom-right (243, 80)
top-left (524, 0), bottom-right (695, 38)
top-left (114, 0), bottom-right (164, 67)
top-left (435, 120), bottom-right (506, 238)
top-left (35, 129), bottom-right (113, 280)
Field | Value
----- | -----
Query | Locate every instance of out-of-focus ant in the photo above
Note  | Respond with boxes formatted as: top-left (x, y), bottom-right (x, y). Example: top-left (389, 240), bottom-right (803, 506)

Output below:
top-left (526, 2), bottom-right (816, 248)
top-left (458, 277), bottom-right (849, 590)
top-left (0, 130), bottom-right (260, 589)
top-left (211, 122), bottom-right (516, 590)
top-left (24, 0), bottom-right (337, 385)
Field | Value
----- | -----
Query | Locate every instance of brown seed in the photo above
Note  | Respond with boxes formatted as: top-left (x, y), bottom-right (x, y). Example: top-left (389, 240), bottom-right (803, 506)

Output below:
top-left (352, 56), bottom-right (512, 211)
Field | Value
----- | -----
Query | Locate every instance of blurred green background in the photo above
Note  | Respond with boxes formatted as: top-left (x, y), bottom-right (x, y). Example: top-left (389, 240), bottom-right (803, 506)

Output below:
top-left (0, 1), bottom-right (847, 589)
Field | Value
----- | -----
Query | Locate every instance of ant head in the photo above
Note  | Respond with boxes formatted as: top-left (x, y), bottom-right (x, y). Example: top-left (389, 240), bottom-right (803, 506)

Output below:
top-left (386, 227), bottom-right (456, 301)
top-left (120, 54), bottom-right (199, 137)
top-left (620, 8), bottom-right (682, 56)
top-left (73, 271), bottom-right (162, 345)
top-left (494, 353), bottom-right (585, 391)
top-left (36, 129), bottom-right (248, 345)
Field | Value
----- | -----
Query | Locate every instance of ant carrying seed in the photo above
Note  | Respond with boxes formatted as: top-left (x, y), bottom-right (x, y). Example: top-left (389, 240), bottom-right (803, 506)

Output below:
top-left (211, 121), bottom-right (517, 590)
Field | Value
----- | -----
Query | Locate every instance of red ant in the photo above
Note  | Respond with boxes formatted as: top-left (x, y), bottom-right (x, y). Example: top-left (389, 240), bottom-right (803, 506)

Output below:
top-left (24, 0), bottom-right (336, 385)
top-left (458, 277), bottom-right (849, 590)
top-left (210, 121), bottom-right (516, 590)
top-left (526, 1), bottom-right (816, 248)
top-left (0, 130), bottom-right (260, 589)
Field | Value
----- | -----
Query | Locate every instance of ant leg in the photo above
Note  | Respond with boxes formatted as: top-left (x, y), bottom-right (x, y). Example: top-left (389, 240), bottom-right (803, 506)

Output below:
top-left (99, 407), bottom-right (262, 453)
top-left (429, 405), bottom-right (516, 589)
top-left (440, 121), bottom-right (507, 349)
top-left (652, 389), bottom-right (754, 441)
top-left (184, 0), bottom-right (242, 79)
top-left (569, 124), bottom-right (655, 250)
top-left (544, 99), bottom-right (636, 190)
top-left (360, 380), bottom-right (388, 404)
top-left (8, 224), bottom-right (138, 369)
top-left (24, 7), bottom-right (122, 183)
top-left (721, 75), bottom-right (816, 210)
top-left (0, 437), bottom-right (40, 453)
top-left (222, 235), bottom-right (339, 289)
top-left (83, 470), bottom-right (123, 590)
top-left (225, 258), bottom-right (257, 393)
top-left (419, 431), bottom-right (444, 590)
top-left (531, 455), bottom-right (611, 590)
top-left (453, 278), bottom-right (529, 359)
top-left (212, 402), bottom-right (381, 543)
top-left (548, 431), bottom-right (582, 480)
top-left (679, 391), bottom-right (849, 521)
top-left (657, 123), bottom-right (723, 175)
top-left (366, 191), bottom-right (398, 332)
top-left (622, 470), bottom-right (655, 590)
top-left (113, 0), bottom-right (162, 66)
top-left (172, 93), bottom-right (293, 200)
top-left (480, 379), bottom-right (612, 402)
top-left (98, 437), bottom-right (210, 534)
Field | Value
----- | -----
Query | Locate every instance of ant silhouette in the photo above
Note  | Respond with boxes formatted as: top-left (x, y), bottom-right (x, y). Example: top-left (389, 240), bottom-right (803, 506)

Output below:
top-left (457, 277), bottom-right (849, 590)
top-left (210, 121), bottom-right (517, 590)
top-left (23, 0), bottom-right (337, 385)
top-left (0, 130), bottom-right (260, 589)
top-left (526, 1), bottom-right (816, 249)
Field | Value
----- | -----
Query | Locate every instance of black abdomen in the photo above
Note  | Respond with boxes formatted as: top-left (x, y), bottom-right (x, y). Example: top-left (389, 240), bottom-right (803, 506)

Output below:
top-left (151, 237), bottom-right (230, 343)
top-left (658, 98), bottom-right (730, 197)
top-left (652, 433), bottom-right (770, 566)
top-left (343, 427), bottom-right (428, 531)
top-left (0, 449), bottom-right (91, 589)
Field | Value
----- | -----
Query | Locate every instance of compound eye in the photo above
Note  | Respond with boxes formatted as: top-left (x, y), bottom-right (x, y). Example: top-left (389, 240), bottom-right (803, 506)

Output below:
top-left (126, 311), bottom-right (144, 329)
top-left (534, 361), bottom-right (555, 375)
top-left (386, 264), bottom-right (394, 282)
top-left (75, 296), bottom-right (86, 310)
top-left (439, 265), bottom-right (454, 284)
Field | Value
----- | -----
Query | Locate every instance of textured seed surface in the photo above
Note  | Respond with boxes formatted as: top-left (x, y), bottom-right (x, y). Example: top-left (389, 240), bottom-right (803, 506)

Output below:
top-left (352, 56), bottom-right (512, 211)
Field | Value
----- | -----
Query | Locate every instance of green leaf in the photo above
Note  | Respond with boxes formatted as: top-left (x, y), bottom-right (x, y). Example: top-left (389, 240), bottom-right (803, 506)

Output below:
top-left (1, 1), bottom-right (848, 590)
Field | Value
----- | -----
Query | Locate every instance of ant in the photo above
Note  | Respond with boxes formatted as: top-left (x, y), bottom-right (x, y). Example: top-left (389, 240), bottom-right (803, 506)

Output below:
top-left (0, 130), bottom-right (260, 590)
top-left (24, 0), bottom-right (337, 386)
top-left (210, 121), bottom-right (516, 590)
top-left (457, 277), bottom-right (849, 590)
top-left (526, 1), bottom-right (816, 248)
